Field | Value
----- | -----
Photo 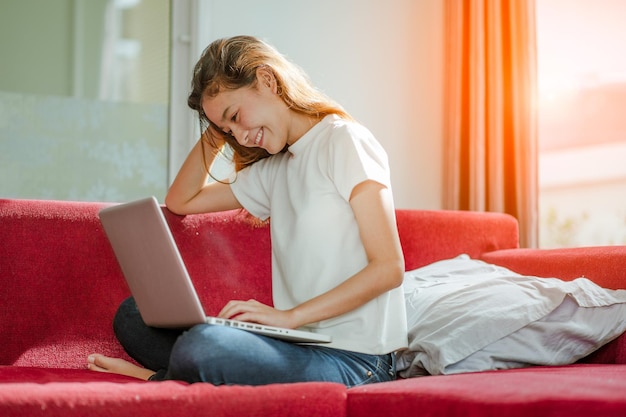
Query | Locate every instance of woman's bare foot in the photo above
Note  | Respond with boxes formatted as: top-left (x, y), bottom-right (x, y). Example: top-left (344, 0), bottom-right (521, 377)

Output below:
top-left (87, 354), bottom-right (156, 381)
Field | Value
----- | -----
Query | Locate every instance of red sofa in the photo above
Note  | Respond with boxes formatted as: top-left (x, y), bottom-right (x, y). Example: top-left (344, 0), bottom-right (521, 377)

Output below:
top-left (1, 198), bottom-right (625, 417)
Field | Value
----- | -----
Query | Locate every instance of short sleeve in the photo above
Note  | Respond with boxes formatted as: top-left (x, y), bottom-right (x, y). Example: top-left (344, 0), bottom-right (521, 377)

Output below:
top-left (230, 158), bottom-right (274, 220)
top-left (327, 122), bottom-right (391, 201)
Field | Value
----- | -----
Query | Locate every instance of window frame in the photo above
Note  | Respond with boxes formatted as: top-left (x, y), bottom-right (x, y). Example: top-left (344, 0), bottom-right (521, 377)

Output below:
top-left (168, 0), bottom-right (212, 185)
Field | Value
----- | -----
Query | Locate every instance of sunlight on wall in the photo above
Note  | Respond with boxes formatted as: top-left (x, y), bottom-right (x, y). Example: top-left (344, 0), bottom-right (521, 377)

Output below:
top-left (536, 0), bottom-right (626, 247)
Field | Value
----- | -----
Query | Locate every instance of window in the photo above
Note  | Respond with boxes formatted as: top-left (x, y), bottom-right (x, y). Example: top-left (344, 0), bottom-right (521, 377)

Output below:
top-left (536, 0), bottom-right (626, 247)
top-left (0, 0), bottom-right (170, 202)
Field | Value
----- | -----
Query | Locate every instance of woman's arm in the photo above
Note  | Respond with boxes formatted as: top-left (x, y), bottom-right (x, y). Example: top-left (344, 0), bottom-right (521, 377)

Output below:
top-left (219, 180), bottom-right (405, 328)
top-left (165, 133), bottom-right (242, 215)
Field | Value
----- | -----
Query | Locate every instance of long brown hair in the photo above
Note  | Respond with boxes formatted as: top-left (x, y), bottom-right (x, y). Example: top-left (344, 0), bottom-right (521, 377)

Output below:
top-left (188, 35), bottom-right (352, 176)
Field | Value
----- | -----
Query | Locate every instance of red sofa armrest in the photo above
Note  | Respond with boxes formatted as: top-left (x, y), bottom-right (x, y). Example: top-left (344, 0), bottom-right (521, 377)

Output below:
top-left (481, 246), bottom-right (626, 290)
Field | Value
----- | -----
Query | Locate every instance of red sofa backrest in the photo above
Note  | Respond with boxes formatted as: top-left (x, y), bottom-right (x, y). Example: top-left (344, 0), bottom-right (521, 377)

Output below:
top-left (395, 209), bottom-right (519, 270)
top-left (1, 199), bottom-right (129, 367)
top-left (0, 199), bottom-right (519, 368)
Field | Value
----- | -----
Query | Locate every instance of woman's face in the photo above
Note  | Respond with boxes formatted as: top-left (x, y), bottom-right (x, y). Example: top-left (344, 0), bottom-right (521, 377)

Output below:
top-left (202, 69), bottom-right (292, 155)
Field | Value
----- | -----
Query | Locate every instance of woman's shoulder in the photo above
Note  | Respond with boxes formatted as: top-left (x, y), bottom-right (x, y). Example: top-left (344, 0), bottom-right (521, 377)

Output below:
top-left (324, 116), bottom-right (384, 155)
top-left (327, 115), bottom-right (371, 135)
top-left (321, 116), bottom-right (375, 148)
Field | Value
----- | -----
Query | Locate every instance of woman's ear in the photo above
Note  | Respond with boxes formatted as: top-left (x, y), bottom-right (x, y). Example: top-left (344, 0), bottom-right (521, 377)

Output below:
top-left (256, 66), bottom-right (277, 94)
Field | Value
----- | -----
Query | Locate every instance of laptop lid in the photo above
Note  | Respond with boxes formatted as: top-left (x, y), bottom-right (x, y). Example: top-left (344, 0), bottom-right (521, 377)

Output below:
top-left (99, 196), bottom-right (206, 328)
top-left (99, 197), bottom-right (331, 344)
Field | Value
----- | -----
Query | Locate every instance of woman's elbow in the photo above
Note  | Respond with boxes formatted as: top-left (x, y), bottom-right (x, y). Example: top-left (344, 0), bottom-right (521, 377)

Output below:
top-left (164, 194), bottom-right (187, 216)
top-left (395, 261), bottom-right (406, 288)
top-left (386, 258), bottom-right (405, 289)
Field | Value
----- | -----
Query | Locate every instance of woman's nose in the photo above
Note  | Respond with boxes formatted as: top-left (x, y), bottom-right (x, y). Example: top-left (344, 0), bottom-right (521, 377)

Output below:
top-left (232, 127), bottom-right (250, 146)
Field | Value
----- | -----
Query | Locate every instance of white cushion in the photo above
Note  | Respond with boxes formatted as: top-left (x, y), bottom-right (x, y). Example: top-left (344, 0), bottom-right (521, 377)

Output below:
top-left (396, 255), bottom-right (626, 377)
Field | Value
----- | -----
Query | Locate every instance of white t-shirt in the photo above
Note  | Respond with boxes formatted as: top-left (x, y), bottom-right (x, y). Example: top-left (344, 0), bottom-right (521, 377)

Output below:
top-left (230, 115), bottom-right (408, 354)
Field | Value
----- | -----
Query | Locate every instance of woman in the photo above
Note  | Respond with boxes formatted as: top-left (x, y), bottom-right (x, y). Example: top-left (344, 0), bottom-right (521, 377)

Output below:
top-left (88, 35), bottom-right (408, 387)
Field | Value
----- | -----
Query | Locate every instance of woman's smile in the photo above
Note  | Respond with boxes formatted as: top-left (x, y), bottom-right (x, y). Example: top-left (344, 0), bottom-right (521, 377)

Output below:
top-left (254, 127), bottom-right (264, 147)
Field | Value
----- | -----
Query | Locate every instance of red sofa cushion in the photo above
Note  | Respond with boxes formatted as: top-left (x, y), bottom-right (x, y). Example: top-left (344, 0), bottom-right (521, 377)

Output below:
top-left (347, 364), bottom-right (626, 417)
top-left (0, 367), bottom-right (347, 417)
top-left (0, 366), bottom-right (138, 383)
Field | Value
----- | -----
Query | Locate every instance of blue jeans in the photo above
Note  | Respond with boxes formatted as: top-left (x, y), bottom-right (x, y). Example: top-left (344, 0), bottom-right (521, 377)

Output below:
top-left (113, 297), bottom-right (396, 387)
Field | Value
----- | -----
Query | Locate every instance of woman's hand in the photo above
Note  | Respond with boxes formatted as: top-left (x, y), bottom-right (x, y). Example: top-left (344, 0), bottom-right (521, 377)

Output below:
top-left (218, 299), bottom-right (298, 329)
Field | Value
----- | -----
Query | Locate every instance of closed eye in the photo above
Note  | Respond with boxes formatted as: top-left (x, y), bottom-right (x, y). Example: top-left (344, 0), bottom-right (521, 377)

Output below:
top-left (225, 112), bottom-right (239, 137)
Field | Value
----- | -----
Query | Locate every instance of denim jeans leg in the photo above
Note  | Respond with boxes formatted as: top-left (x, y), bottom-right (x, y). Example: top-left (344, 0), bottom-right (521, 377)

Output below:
top-left (113, 297), bottom-right (182, 373)
top-left (161, 324), bottom-right (396, 387)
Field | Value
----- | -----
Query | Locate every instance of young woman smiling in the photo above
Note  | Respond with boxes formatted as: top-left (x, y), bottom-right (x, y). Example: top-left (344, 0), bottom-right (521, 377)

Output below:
top-left (88, 35), bottom-right (408, 387)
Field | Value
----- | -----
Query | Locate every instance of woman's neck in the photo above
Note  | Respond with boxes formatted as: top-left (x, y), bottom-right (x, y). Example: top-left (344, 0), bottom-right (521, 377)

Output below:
top-left (287, 113), bottom-right (323, 146)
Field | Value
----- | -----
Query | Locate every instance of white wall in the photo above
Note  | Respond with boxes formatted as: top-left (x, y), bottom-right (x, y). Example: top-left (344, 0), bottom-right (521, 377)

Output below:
top-left (195, 0), bottom-right (444, 209)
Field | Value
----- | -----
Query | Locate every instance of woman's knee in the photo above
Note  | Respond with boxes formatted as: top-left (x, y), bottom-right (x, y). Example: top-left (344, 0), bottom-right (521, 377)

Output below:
top-left (112, 297), bottom-right (142, 341)
top-left (167, 325), bottom-right (264, 383)
top-left (112, 297), bottom-right (181, 371)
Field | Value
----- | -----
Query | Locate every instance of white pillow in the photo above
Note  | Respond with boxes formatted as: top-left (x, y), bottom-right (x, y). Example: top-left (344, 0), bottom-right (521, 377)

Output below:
top-left (396, 255), bottom-right (626, 378)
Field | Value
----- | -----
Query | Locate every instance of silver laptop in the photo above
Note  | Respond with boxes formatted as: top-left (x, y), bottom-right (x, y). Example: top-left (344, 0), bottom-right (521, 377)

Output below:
top-left (99, 196), bottom-right (331, 344)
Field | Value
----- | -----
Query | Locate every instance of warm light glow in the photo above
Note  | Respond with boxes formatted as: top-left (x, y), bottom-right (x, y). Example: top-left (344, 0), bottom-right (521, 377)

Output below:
top-left (537, 0), bottom-right (626, 104)
top-left (536, 0), bottom-right (626, 248)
